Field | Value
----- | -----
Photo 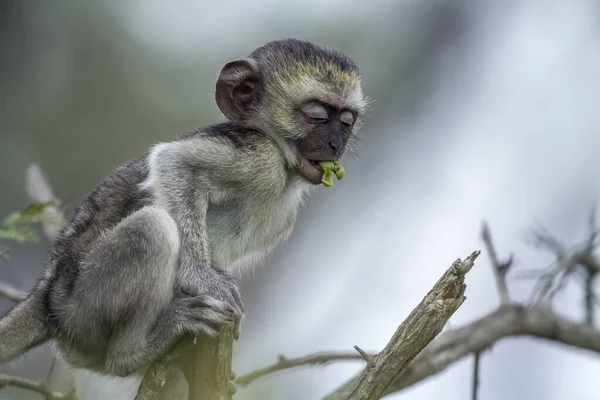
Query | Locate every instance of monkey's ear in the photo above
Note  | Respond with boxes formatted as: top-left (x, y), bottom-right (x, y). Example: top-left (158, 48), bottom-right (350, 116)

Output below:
top-left (215, 58), bottom-right (261, 123)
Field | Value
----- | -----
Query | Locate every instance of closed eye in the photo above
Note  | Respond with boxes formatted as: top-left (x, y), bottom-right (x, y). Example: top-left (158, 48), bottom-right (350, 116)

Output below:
top-left (340, 110), bottom-right (355, 127)
top-left (301, 101), bottom-right (329, 121)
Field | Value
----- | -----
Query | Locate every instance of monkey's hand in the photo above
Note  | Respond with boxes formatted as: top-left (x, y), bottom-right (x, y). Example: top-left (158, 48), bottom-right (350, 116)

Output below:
top-left (180, 267), bottom-right (245, 338)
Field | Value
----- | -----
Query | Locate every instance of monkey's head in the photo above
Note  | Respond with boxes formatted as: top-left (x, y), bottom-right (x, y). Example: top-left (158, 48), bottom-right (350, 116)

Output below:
top-left (215, 39), bottom-right (368, 185)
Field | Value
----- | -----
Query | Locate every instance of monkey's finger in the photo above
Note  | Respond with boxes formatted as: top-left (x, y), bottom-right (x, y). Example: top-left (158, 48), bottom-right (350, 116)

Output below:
top-left (230, 287), bottom-right (245, 313)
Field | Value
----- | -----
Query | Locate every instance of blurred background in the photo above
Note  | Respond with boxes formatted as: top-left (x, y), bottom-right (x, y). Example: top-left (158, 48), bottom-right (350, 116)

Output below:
top-left (1, 0), bottom-right (600, 399)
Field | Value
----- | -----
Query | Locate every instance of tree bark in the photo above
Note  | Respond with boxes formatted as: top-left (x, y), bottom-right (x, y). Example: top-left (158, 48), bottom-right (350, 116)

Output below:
top-left (179, 326), bottom-right (235, 400)
top-left (324, 251), bottom-right (479, 400)
top-left (136, 326), bottom-right (235, 400)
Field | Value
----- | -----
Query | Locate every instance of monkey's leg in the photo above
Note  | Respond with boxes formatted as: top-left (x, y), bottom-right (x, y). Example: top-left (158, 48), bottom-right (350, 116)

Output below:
top-left (63, 206), bottom-right (233, 377)
top-left (104, 292), bottom-right (234, 376)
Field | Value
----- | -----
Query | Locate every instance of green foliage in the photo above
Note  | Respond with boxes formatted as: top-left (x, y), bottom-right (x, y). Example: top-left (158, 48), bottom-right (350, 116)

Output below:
top-left (318, 161), bottom-right (345, 187)
top-left (0, 200), bottom-right (65, 258)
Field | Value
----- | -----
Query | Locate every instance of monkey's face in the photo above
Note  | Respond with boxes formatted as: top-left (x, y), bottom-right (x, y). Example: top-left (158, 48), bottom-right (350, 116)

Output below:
top-left (291, 98), bottom-right (359, 184)
top-left (259, 72), bottom-right (365, 185)
top-left (215, 40), bottom-right (367, 185)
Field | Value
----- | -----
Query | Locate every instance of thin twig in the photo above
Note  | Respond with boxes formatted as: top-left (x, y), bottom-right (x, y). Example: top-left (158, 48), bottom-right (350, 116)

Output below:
top-left (0, 373), bottom-right (75, 400)
top-left (532, 254), bottom-right (578, 305)
top-left (481, 222), bottom-right (512, 305)
top-left (0, 280), bottom-right (26, 302)
top-left (530, 218), bottom-right (600, 306)
top-left (236, 352), bottom-right (368, 386)
top-left (471, 352), bottom-right (480, 400)
top-left (353, 346), bottom-right (373, 364)
top-left (529, 225), bottom-right (566, 258)
top-left (45, 355), bottom-right (58, 387)
top-left (585, 206), bottom-right (598, 253)
top-left (585, 271), bottom-right (597, 326)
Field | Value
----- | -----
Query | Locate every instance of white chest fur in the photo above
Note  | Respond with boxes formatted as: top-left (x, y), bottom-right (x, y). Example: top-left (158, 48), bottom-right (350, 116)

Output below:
top-left (207, 180), bottom-right (307, 273)
top-left (142, 135), bottom-right (313, 275)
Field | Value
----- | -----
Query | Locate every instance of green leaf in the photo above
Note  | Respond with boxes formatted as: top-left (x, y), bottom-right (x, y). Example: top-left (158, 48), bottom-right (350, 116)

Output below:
top-left (3, 200), bottom-right (60, 226)
top-left (0, 200), bottom-right (64, 245)
top-left (0, 227), bottom-right (38, 243)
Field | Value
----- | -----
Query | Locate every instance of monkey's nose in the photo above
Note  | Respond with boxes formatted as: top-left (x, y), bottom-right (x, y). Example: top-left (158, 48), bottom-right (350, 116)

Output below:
top-left (328, 141), bottom-right (338, 151)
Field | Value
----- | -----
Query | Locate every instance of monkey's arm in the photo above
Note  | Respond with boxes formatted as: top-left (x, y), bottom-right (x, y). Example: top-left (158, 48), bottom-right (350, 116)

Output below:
top-left (146, 137), bottom-right (251, 266)
top-left (144, 136), bottom-right (256, 323)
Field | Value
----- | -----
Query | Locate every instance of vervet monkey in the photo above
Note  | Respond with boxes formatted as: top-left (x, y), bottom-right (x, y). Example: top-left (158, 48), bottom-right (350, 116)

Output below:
top-left (0, 39), bottom-right (368, 377)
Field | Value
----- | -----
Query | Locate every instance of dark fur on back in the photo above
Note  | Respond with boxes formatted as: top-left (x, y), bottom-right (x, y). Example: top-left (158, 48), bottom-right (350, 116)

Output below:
top-left (178, 122), bottom-right (263, 150)
top-left (44, 156), bottom-right (152, 333)
top-left (45, 122), bottom-right (258, 335)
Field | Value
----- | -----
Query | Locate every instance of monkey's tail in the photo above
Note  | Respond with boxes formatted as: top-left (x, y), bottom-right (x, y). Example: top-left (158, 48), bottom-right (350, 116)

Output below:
top-left (0, 282), bottom-right (50, 364)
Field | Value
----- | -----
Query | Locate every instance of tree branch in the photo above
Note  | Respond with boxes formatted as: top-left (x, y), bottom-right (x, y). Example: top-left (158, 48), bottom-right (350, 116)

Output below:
top-left (0, 281), bottom-right (26, 302)
top-left (528, 221), bottom-right (600, 307)
top-left (134, 357), bottom-right (173, 400)
top-left (585, 271), bottom-right (597, 325)
top-left (236, 304), bottom-right (600, 397)
top-left (135, 326), bottom-right (236, 400)
top-left (481, 222), bottom-right (512, 305)
top-left (384, 304), bottom-right (600, 395)
top-left (471, 352), bottom-right (480, 400)
top-left (0, 373), bottom-right (75, 400)
top-left (236, 218), bottom-right (600, 399)
top-left (323, 251), bottom-right (480, 400)
top-left (236, 352), bottom-right (368, 387)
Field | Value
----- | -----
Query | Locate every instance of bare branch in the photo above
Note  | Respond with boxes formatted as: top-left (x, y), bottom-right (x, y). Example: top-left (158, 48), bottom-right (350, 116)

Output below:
top-left (585, 206), bottom-right (598, 253)
top-left (323, 251), bottom-right (480, 400)
top-left (0, 280), bottom-right (26, 302)
top-left (136, 326), bottom-right (236, 400)
top-left (0, 373), bottom-right (75, 400)
top-left (532, 253), bottom-right (578, 305)
top-left (384, 304), bottom-right (600, 396)
top-left (584, 271), bottom-right (597, 326)
top-left (529, 217), bottom-right (600, 306)
top-left (134, 357), bottom-right (172, 400)
top-left (353, 346), bottom-right (373, 364)
top-left (236, 305), bottom-right (600, 397)
top-left (44, 355), bottom-right (59, 387)
top-left (529, 225), bottom-right (566, 258)
top-left (236, 352), bottom-right (368, 387)
top-left (481, 222), bottom-right (512, 304)
top-left (471, 352), bottom-right (480, 400)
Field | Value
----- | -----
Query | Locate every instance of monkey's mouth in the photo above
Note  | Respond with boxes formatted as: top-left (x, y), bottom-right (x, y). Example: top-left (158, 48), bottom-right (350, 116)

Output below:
top-left (296, 158), bottom-right (325, 185)
top-left (295, 158), bottom-right (345, 187)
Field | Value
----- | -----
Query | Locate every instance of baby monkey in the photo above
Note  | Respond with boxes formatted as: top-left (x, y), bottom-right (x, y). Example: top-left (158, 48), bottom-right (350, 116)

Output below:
top-left (0, 39), bottom-right (367, 377)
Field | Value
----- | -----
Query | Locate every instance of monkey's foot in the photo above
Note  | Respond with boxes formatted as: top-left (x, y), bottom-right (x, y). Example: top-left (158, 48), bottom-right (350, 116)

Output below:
top-left (172, 294), bottom-right (236, 337)
top-left (183, 267), bottom-right (245, 336)
top-left (318, 161), bottom-right (345, 187)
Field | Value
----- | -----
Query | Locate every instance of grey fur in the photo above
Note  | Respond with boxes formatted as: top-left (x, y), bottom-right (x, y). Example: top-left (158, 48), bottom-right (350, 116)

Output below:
top-left (0, 39), bottom-right (365, 377)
